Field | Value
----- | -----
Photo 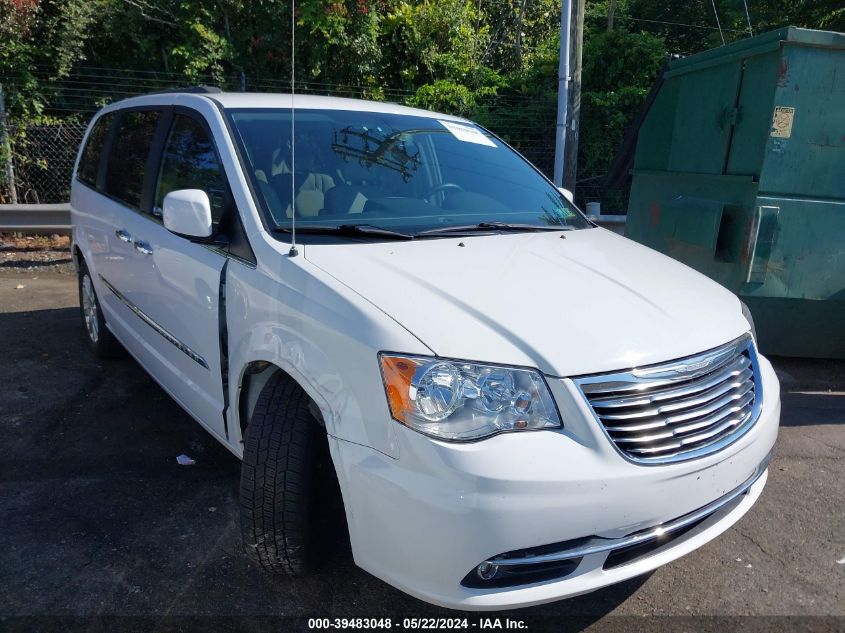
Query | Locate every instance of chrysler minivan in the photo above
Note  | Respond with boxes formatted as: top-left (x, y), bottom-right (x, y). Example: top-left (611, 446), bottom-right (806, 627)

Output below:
top-left (70, 89), bottom-right (780, 610)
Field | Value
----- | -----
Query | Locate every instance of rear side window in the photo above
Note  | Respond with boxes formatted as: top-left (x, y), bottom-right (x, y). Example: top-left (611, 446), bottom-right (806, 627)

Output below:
top-left (105, 110), bottom-right (162, 209)
top-left (155, 114), bottom-right (228, 227)
top-left (77, 112), bottom-right (115, 187)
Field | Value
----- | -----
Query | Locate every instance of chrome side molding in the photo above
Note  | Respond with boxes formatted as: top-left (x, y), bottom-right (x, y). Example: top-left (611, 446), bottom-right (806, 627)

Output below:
top-left (98, 275), bottom-right (209, 370)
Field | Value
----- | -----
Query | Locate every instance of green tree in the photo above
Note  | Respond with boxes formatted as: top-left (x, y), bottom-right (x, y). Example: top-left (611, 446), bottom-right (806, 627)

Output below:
top-left (1, 0), bottom-right (100, 116)
top-left (578, 28), bottom-right (666, 173)
top-left (3, 0), bottom-right (843, 184)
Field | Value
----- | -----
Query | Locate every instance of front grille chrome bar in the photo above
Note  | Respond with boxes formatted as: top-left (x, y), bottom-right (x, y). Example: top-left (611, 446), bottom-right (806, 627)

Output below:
top-left (589, 356), bottom-right (752, 409)
top-left (573, 334), bottom-right (762, 464)
top-left (486, 453), bottom-right (771, 568)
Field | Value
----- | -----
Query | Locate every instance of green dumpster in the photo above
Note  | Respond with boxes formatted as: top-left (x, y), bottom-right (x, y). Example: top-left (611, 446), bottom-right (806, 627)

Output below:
top-left (625, 26), bottom-right (845, 358)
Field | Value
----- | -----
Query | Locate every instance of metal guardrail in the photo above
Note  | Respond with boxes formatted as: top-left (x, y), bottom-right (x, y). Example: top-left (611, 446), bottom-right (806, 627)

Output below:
top-left (0, 204), bottom-right (627, 237)
top-left (0, 204), bottom-right (72, 234)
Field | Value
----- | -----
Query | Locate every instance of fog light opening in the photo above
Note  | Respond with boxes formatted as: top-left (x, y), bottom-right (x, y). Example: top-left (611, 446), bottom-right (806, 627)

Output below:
top-left (476, 562), bottom-right (499, 581)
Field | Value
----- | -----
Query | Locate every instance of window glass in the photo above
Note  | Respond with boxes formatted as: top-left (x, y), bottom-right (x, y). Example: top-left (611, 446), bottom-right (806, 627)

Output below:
top-left (104, 110), bottom-right (161, 208)
top-left (155, 115), bottom-right (228, 227)
top-left (77, 112), bottom-right (115, 187)
top-left (227, 108), bottom-right (589, 234)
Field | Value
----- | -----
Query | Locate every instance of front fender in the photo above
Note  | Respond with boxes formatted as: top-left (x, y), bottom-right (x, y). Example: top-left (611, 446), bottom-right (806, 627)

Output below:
top-left (225, 250), bottom-right (431, 458)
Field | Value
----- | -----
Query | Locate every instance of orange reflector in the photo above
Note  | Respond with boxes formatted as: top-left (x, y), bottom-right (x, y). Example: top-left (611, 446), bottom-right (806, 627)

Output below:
top-left (380, 355), bottom-right (420, 423)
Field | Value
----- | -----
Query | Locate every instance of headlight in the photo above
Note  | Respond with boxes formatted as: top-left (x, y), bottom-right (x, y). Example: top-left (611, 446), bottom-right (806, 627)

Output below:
top-left (379, 354), bottom-right (562, 441)
top-left (740, 301), bottom-right (757, 343)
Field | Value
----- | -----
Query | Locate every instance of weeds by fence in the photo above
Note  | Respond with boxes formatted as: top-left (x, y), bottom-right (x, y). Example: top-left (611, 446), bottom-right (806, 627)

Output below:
top-left (1, 121), bottom-right (89, 204)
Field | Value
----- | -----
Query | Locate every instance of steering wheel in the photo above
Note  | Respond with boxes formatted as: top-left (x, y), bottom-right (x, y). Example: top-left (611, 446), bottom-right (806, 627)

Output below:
top-left (423, 182), bottom-right (464, 200)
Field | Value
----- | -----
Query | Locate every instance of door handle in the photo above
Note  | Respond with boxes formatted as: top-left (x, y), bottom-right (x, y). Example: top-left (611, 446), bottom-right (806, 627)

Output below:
top-left (133, 240), bottom-right (153, 255)
top-left (115, 229), bottom-right (132, 243)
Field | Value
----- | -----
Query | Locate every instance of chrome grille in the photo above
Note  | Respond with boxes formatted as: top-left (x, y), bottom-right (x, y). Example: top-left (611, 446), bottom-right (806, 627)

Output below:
top-left (573, 335), bottom-right (761, 464)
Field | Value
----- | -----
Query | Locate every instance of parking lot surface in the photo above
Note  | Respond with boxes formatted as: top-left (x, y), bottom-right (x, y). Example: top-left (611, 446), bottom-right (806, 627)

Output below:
top-left (1, 268), bottom-right (843, 632)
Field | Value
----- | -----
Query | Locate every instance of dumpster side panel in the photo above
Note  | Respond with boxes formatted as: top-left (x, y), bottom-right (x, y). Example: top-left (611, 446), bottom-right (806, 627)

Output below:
top-left (633, 79), bottom-right (679, 172)
top-left (743, 297), bottom-right (845, 358)
top-left (742, 197), bottom-right (845, 302)
top-left (760, 45), bottom-right (845, 199)
top-left (625, 28), bottom-right (845, 357)
top-left (667, 63), bottom-right (742, 174)
top-left (726, 51), bottom-right (781, 177)
top-left (633, 62), bottom-right (743, 175)
top-left (627, 172), bottom-right (759, 291)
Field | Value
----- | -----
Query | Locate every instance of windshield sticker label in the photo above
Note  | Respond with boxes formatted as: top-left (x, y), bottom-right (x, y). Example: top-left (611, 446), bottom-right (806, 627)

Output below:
top-left (438, 120), bottom-right (497, 147)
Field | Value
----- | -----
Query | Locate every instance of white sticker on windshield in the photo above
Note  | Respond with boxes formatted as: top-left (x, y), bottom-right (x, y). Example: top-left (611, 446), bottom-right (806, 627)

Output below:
top-left (438, 120), bottom-right (497, 147)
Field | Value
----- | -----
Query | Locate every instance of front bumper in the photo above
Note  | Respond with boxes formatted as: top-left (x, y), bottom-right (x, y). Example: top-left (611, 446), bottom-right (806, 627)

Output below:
top-left (329, 355), bottom-right (780, 610)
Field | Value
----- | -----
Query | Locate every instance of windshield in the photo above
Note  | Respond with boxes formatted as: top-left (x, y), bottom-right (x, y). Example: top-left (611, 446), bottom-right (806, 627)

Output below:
top-left (226, 108), bottom-right (590, 235)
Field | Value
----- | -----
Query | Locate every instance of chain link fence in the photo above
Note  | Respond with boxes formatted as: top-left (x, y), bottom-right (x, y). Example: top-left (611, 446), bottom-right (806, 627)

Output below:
top-left (0, 70), bottom-right (629, 210)
top-left (575, 172), bottom-right (630, 215)
top-left (1, 121), bottom-right (88, 204)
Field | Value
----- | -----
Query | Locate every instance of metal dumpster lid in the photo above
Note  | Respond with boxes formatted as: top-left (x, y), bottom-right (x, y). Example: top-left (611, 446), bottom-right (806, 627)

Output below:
top-left (666, 27), bottom-right (845, 78)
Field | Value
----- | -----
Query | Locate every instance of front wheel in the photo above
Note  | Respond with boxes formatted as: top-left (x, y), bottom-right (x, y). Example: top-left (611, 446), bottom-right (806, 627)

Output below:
top-left (240, 373), bottom-right (329, 575)
top-left (78, 261), bottom-right (124, 358)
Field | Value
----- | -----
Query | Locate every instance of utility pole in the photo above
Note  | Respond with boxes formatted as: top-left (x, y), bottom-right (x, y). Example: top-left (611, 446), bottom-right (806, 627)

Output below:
top-left (564, 0), bottom-right (584, 191)
top-left (552, 0), bottom-right (584, 192)
top-left (553, 0), bottom-right (572, 188)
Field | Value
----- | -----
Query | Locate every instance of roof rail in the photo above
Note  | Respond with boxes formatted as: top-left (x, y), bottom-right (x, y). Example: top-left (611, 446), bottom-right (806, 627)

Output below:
top-left (147, 86), bottom-right (223, 95)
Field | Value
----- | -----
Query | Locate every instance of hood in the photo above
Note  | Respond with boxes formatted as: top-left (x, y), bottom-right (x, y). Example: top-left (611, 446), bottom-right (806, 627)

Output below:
top-left (304, 228), bottom-right (749, 376)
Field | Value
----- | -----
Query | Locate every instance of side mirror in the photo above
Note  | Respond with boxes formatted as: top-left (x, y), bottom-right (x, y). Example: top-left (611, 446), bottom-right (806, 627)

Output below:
top-left (557, 187), bottom-right (575, 204)
top-left (162, 189), bottom-right (213, 239)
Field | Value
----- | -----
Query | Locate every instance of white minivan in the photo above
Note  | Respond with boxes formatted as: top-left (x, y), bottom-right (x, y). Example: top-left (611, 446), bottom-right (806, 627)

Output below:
top-left (70, 88), bottom-right (780, 610)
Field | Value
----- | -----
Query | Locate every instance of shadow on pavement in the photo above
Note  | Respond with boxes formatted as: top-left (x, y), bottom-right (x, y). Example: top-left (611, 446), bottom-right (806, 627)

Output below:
top-left (0, 305), bottom-right (649, 628)
top-left (770, 355), bottom-right (845, 427)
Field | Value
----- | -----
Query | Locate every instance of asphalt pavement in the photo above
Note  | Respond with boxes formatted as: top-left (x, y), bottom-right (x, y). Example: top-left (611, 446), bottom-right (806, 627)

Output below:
top-left (0, 270), bottom-right (843, 633)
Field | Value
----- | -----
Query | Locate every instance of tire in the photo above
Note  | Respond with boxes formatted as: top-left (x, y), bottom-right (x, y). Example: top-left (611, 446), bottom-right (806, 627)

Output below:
top-left (240, 372), bottom-right (328, 575)
top-left (78, 260), bottom-right (124, 359)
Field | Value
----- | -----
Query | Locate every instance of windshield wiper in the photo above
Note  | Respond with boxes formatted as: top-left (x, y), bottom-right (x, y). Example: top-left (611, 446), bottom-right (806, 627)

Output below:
top-left (273, 223), bottom-right (415, 240)
top-left (416, 222), bottom-right (575, 236)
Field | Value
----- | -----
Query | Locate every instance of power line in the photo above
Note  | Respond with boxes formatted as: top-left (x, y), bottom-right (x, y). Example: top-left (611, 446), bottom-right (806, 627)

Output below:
top-left (710, 0), bottom-right (726, 45)
top-left (627, 16), bottom-right (745, 33)
top-left (742, 0), bottom-right (754, 35)
top-left (489, 38), bottom-right (543, 51)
